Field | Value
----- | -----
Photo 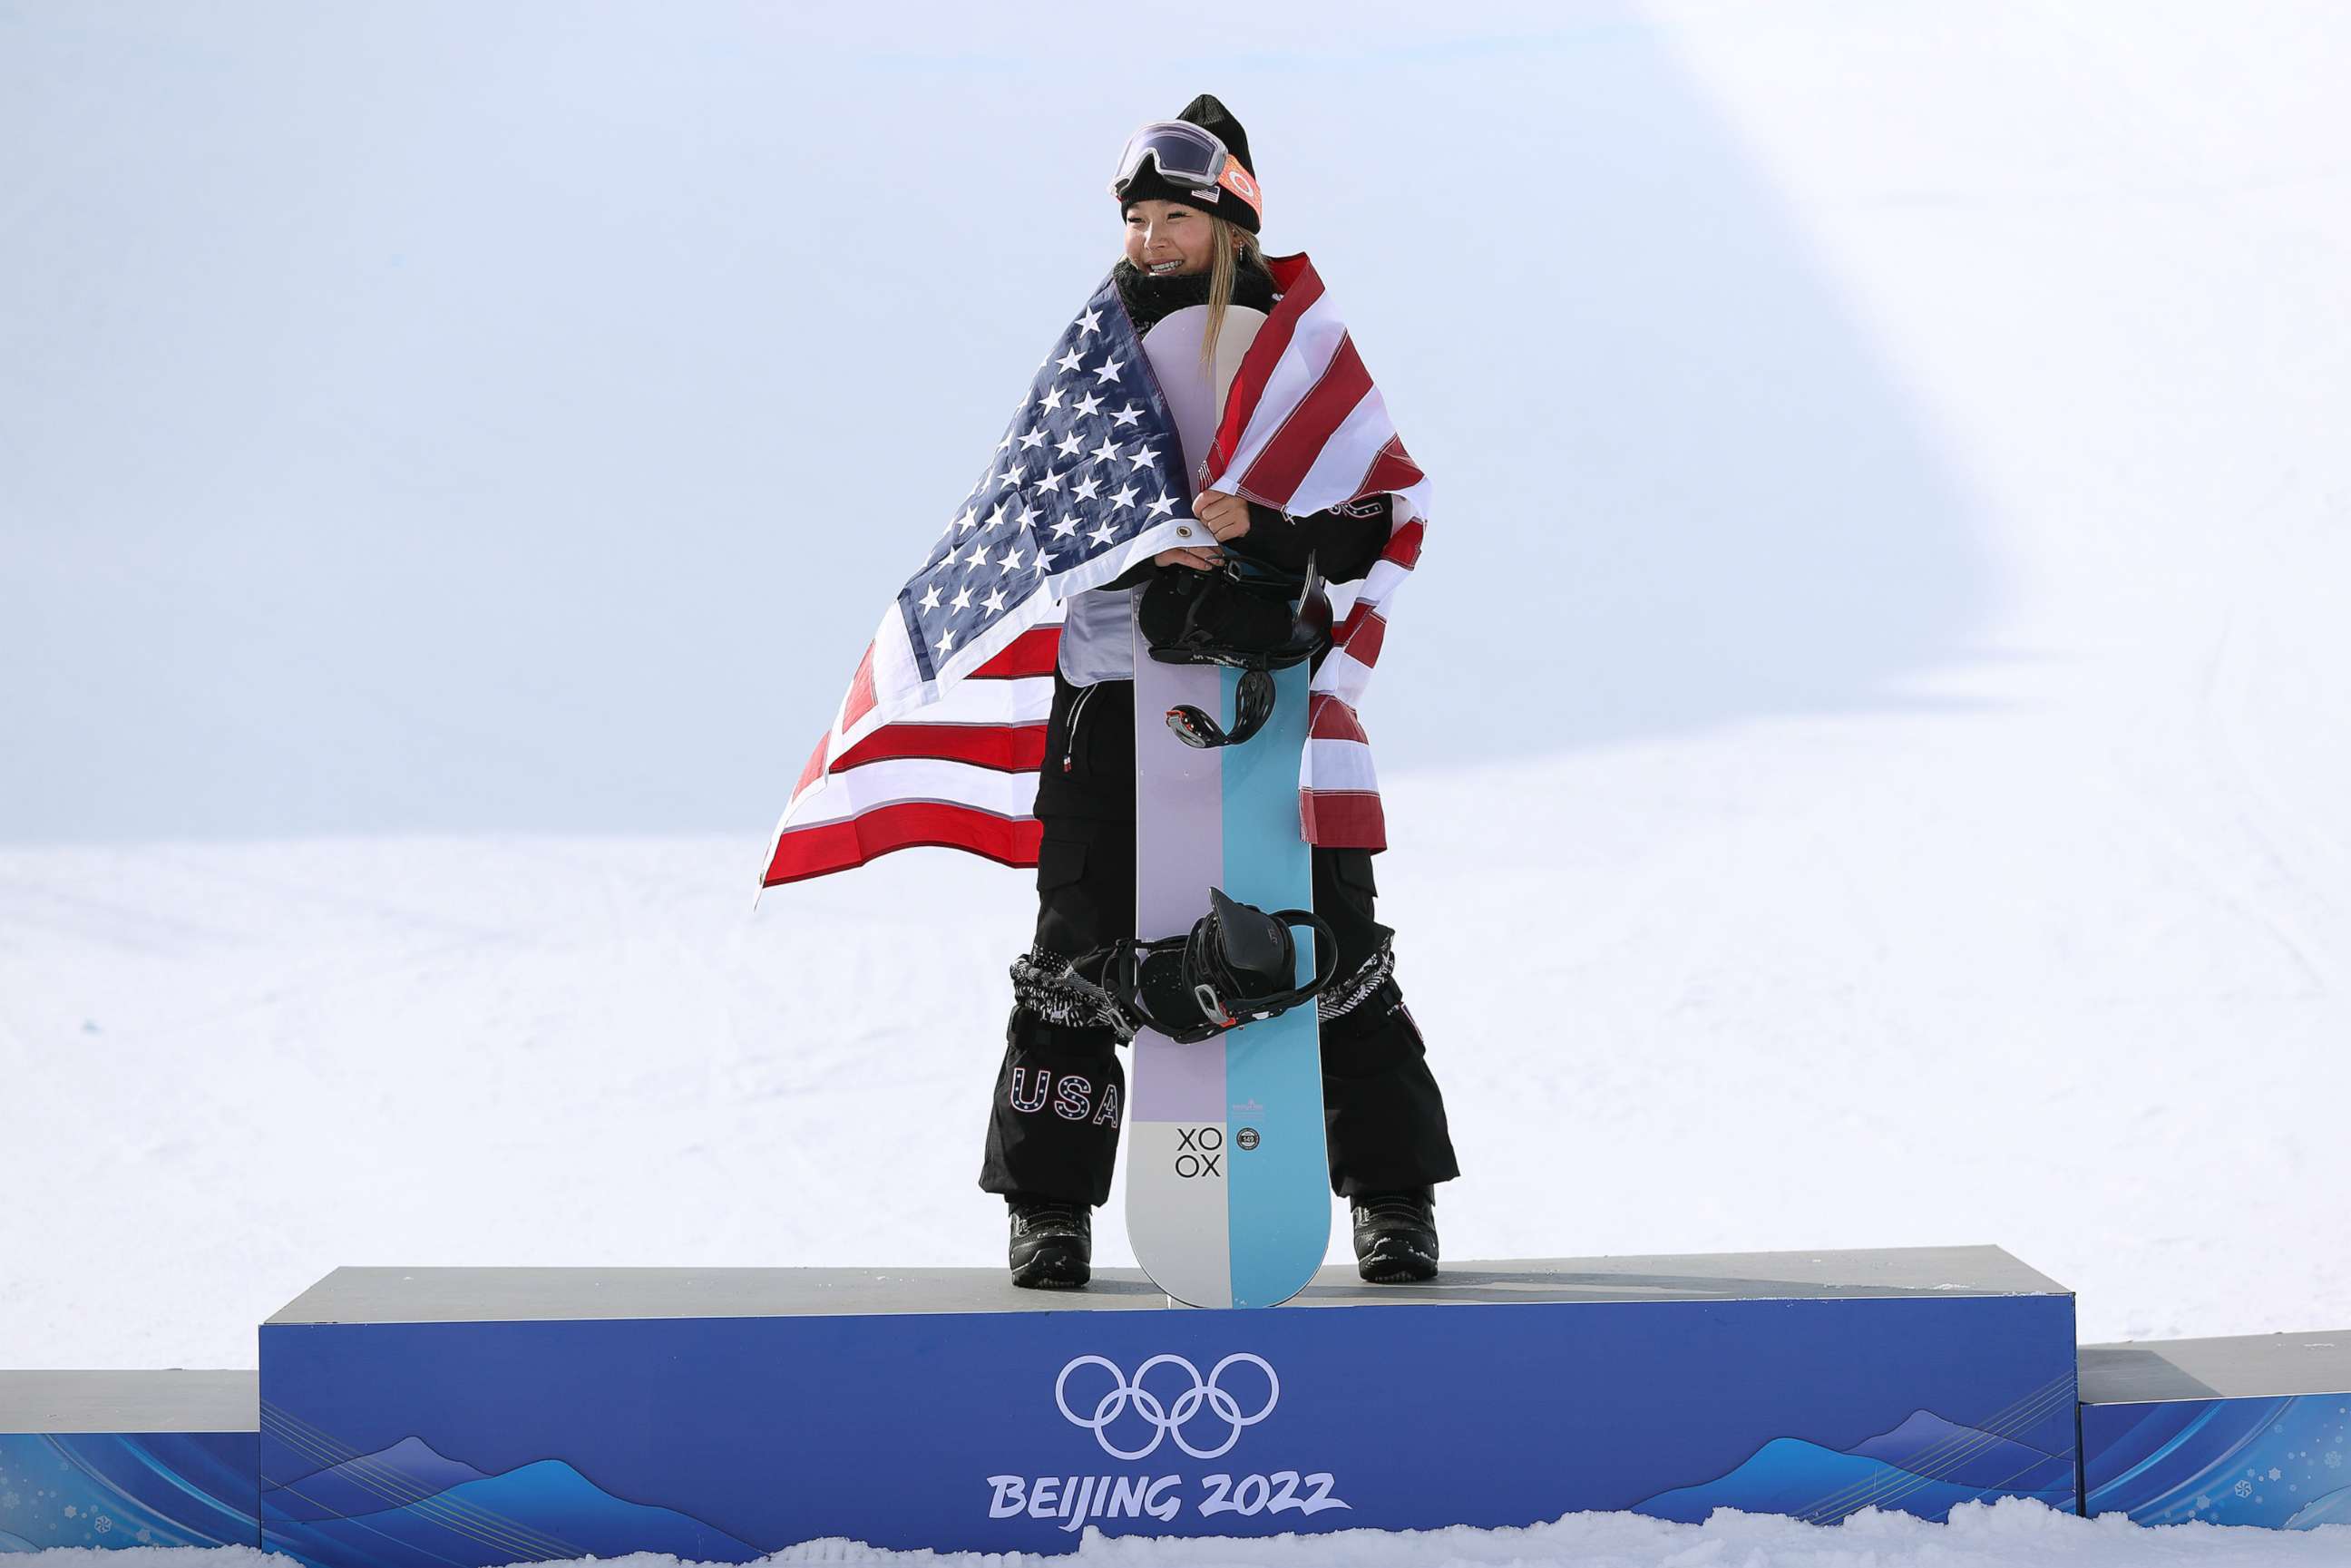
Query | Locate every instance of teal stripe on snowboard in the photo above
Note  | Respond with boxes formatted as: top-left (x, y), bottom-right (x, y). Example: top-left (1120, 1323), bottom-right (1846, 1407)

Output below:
top-left (1215, 658), bottom-right (1330, 1308)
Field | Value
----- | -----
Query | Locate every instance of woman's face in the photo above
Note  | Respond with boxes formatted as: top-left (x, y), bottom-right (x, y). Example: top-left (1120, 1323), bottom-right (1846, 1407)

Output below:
top-left (1123, 200), bottom-right (1216, 277)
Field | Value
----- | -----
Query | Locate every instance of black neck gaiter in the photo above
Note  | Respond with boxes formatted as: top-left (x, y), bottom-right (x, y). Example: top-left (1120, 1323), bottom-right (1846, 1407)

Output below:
top-left (1112, 257), bottom-right (1278, 340)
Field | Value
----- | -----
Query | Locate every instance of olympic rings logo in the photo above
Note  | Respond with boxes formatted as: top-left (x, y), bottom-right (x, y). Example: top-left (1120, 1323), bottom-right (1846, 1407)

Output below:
top-left (1055, 1352), bottom-right (1280, 1460)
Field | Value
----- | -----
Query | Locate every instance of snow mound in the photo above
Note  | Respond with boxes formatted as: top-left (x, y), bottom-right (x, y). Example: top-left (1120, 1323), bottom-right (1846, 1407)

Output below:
top-left (21, 1498), bottom-right (2351, 1566)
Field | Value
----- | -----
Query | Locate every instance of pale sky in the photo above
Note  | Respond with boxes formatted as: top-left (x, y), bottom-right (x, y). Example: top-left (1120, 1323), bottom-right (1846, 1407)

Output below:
top-left (3, 2), bottom-right (1997, 838)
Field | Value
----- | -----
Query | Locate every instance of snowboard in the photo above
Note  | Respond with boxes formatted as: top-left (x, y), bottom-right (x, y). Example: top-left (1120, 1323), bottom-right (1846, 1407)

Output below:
top-left (1125, 303), bottom-right (1332, 1309)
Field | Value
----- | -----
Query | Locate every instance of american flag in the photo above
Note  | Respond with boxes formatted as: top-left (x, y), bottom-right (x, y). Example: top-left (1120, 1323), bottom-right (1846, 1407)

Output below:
top-left (760, 251), bottom-right (1428, 890)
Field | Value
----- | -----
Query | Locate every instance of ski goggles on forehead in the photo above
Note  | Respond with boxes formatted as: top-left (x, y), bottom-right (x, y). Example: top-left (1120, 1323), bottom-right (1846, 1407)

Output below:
top-left (1110, 121), bottom-right (1263, 220)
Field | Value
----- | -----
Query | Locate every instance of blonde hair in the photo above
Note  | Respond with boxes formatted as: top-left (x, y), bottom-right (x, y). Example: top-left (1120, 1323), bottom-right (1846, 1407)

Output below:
top-left (1201, 216), bottom-right (1265, 375)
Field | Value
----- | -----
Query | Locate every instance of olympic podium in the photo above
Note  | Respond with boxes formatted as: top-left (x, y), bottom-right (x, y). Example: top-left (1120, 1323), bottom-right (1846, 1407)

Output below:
top-left (2080, 1329), bottom-right (2351, 1529)
top-left (21, 1251), bottom-right (2351, 1555)
top-left (0, 1370), bottom-right (259, 1551)
top-left (247, 1247), bottom-right (2079, 1563)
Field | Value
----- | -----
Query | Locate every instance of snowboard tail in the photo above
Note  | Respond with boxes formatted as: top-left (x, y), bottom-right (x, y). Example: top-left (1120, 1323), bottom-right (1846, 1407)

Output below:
top-left (1127, 660), bottom-right (1327, 1308)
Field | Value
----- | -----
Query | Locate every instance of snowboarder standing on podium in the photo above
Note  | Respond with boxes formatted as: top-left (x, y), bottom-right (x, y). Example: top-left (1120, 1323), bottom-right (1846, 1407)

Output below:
top-left (978, 95), bottom-right (1459, 1290)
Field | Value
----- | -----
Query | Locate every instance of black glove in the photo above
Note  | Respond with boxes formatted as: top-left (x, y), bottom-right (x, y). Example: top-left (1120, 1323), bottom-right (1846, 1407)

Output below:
top-left (1136, 563), bottom-right (1296, 657)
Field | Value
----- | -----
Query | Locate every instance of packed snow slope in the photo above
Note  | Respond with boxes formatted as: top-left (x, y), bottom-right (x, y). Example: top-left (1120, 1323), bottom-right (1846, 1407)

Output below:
top-left (4, 0), bottom-right (2349, 1422)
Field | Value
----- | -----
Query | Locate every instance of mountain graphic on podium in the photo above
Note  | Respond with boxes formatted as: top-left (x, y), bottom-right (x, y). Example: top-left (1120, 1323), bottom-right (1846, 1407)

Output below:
top-left (262, 1437), bottom-right (761, 1567)
top-left (1634, 1407), bottom-right (2074, 1524)
top-left (265, 1435), bottom-right (492, 1521)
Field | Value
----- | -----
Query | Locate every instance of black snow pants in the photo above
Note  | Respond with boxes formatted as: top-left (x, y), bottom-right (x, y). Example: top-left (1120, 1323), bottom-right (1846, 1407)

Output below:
top-left (978, 669), bottom-right (1459, 1208)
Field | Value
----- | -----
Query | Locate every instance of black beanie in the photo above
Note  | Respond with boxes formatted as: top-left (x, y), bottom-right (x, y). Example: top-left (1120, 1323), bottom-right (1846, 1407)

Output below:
top-left (1113, 93), bottom-right (1262, 234)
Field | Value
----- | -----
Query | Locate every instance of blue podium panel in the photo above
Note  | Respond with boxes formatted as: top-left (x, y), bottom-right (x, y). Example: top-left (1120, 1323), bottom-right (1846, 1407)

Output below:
top-left (2081, 1329), bottom-right (2351, 1529)
top-left (259, 1248), bottom-right (2077, 1563)
top-left (0, 1370), bottom-right (260, 1551)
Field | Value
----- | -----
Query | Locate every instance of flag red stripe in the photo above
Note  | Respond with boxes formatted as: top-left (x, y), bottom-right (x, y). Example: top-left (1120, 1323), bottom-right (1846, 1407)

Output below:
top-left (1210, 257), bottom-right (1324, 480)
top-left (762, 801), bottom-right (1041, 888)
top-left (971, 627), bottom-right (1060, 680)
top-left (1361, 437), bottom-right (1426, 501)
top-left (1238, 333), bottom-right (1374, 505)
top-left (833, 720), bottom-right (1047, 774)
top-left (1264, 252), bottom-right (1316, 297)
top-left (842, 643), bottom-right (880, 727)
top-left (793, 735), bottom-right (827, 799)
top-left (1299, 789), bottom-right (1386, 851)
top-left (1381, 517), bottom-right (1426, 569)
top-left (1307, 692), bottom-right (1368, 744)
top-left (1333, 604), bottom-right (1388, 668)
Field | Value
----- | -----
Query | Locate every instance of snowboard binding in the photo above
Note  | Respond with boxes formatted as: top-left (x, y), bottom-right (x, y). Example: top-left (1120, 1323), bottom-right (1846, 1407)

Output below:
top-left (1140, 555), bottom-right (1332, 750)
top-left (1048, 888), bottom-right (1340, 1045)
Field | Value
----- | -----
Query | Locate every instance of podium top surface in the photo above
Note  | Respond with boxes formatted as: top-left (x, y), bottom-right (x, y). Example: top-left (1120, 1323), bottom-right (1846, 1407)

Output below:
top-left (0, 1370), bottom-right (259, 1434)
top-left (2080, 1329), bottom-right (2351, 1404)
top-left (267, 1245), bottom-right (2067, 1326)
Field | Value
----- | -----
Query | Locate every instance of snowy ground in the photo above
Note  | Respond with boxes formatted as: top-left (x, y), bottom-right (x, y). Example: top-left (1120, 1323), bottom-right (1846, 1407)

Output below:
top-left (5, 1), bottom-right (2351, 1564)
top-left (17, 1500), bottom-right (2351, 1568)
top-left (3, 714), bottom-right (2348, 1366)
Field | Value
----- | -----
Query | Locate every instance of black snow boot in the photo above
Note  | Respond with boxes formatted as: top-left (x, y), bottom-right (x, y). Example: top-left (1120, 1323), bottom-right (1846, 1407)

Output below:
top-left (1350, 1189), bottom-right (1439, 1283)
top-left (1008, 1193), bottom-right (1092, 1290)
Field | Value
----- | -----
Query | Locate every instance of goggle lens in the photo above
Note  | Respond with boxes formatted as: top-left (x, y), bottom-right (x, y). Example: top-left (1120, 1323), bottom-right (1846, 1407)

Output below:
top-left (1113, 122), bottom-right (1224, 190)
